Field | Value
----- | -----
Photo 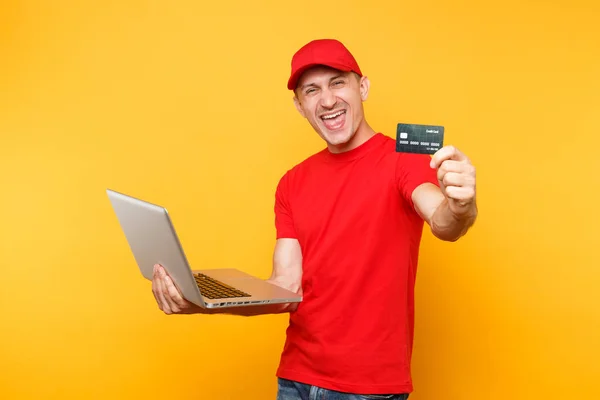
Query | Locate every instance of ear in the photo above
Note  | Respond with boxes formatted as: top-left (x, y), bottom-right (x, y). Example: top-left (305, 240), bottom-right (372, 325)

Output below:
top-left (293, 95), bottom-right (306, 118)
top-left (359, 76), bottom-right (370, 101)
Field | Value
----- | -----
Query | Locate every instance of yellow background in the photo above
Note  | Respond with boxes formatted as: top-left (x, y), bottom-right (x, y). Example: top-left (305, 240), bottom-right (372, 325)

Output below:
top-left (1, 1), bottom-right (598, 399)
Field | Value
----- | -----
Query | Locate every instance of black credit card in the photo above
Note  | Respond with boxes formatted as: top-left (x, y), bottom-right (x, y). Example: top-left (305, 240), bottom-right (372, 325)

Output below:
top-left (396, 123), bottom-right (444, 154)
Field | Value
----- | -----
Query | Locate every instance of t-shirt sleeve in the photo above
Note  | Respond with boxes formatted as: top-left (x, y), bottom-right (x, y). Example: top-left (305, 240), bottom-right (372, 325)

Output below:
top-left (395, 153), bottom-right (440, 209)
top-left (274, 171), bottom-right (298, 239)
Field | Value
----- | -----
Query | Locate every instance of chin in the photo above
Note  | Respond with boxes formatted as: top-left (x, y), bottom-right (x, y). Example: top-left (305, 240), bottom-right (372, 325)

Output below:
top-left (323, 129), bottom-right (354, 146)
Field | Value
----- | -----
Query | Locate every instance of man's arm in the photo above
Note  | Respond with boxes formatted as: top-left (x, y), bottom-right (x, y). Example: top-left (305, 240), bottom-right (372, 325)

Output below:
top-left (411, 145), bottom-right (478, 242)
top-left (151, 238), bottom-right (303, 316)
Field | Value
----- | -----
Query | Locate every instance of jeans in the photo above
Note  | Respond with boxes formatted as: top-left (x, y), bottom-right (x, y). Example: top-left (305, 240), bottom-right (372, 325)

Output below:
top-left (277, 378), bottom-right (409, 400)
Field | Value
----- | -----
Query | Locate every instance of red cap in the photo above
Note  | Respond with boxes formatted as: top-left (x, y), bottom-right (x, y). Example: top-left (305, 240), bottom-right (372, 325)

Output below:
top-left (287, 39), bottom-right (363, 90)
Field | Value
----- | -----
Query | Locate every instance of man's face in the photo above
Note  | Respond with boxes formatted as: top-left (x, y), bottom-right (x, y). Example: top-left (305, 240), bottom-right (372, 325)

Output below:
top-left (293, 66), bottom-right (369, 152)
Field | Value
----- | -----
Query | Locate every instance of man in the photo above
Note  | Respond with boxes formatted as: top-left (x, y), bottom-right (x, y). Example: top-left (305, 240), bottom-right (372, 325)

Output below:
top-left (151, 39), bottom-right (477, 399)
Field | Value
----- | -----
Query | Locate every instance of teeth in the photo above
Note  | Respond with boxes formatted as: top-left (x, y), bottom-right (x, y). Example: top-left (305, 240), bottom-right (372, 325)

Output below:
top-left (322, 110), bottom-right (344, 120)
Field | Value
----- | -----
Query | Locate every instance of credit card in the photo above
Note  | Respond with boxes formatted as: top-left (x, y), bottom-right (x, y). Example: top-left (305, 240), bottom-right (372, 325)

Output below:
top-left (396, 123), bottom-right (444, 155)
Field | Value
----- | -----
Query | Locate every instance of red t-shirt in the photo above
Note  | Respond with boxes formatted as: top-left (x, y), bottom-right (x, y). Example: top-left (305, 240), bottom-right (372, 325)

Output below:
top-left (274, 132), bottom-right (439, 394)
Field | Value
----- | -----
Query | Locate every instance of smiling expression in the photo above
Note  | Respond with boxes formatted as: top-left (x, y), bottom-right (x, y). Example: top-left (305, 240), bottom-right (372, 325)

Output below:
top-left (293, 66), bottom-right (371, 153)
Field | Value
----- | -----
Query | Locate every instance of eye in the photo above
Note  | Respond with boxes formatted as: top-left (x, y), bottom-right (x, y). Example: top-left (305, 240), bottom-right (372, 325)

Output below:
top-left (305, 88), bottom-right (317, 95)
top-left (332, 80), bottom-right (345, 86)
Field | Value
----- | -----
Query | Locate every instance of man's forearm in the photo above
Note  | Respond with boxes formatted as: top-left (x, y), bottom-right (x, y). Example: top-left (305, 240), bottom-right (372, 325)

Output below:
top-left (430, 198), bottom-right (477, 242)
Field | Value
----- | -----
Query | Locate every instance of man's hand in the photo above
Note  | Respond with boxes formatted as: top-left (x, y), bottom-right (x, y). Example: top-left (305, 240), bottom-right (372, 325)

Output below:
top-left (152, 264), bottom-right (204, 315)
top-left (412, 145), bottom-right (478, 242)
top-left (267, 275), bottom-right (303, 313)
top-left (429, 145), bottom-right (477, 218)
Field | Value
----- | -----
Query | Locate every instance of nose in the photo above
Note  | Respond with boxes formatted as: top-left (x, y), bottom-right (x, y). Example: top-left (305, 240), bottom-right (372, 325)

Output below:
top-left (319, 88), bottom-right (336, 109)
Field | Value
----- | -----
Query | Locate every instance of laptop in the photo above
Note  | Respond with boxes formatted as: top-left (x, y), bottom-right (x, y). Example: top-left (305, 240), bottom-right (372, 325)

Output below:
top-left (106, 189), bottom-right (302, 309)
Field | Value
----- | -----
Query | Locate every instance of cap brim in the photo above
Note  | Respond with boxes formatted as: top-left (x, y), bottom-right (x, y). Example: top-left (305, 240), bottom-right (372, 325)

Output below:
top-left (287, 62), bottom-right (354, 91)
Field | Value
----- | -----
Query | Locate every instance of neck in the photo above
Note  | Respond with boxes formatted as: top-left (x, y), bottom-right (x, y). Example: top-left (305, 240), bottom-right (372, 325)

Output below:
top-left (327, 119), bottom-right (377, 154)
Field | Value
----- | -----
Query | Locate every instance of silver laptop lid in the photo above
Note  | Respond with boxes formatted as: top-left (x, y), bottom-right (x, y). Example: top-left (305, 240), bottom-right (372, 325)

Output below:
top-left (106, 189), bottom-right (205, 307)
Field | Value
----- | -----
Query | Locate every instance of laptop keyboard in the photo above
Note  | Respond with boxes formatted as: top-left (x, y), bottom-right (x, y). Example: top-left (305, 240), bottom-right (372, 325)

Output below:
top-left (193, 273), bottom-right (251, 299)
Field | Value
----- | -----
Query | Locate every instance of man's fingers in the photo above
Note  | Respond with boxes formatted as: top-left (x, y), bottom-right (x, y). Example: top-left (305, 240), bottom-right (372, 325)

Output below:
top-left (152, 265), bottom-right (163, 310)
top-left (164, 274), bottom-right (189, 310)
top-left (152, 264), bottom-right (193, 314)
top-left (436, 160), bottom-right (468, 181)
top-left (442, 172), bottom-right (475, 188)
top-left (159, 267), bottom-right (182, 313)
top-left (154, 269), bottom-right (172, 314)
top-left (438, 160), bottom-right (472, 173)
top-left (151, 280), bottom-right (161, 310)
top-left (445, 186), bottom-right (476, 201)
top-left (430, 145), bottom-right (469, 169)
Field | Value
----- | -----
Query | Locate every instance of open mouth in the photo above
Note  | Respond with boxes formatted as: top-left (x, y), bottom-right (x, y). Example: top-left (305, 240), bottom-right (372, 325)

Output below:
top-left (320, 109), bottom-right (346, 131)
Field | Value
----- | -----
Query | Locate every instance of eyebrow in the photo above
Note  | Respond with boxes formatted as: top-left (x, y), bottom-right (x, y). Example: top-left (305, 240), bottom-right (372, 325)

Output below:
top-left (300, 74), bottom-right (346, 91)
